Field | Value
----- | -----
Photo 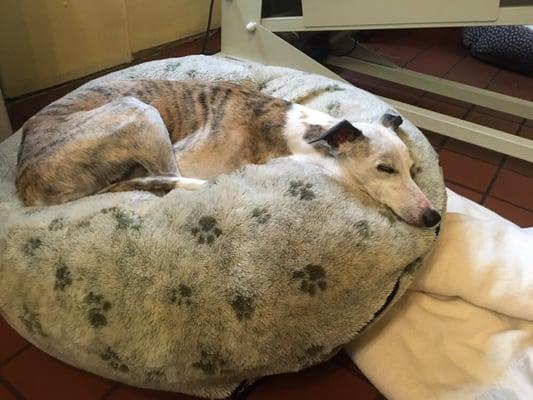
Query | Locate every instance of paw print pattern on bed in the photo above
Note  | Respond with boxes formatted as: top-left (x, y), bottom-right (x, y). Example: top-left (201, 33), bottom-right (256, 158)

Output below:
top-left (190, 215), bottom-right (222, 245)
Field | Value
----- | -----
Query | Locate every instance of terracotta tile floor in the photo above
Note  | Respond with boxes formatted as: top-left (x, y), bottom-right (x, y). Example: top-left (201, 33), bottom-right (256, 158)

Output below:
top-left (2, 27), bottom-right (532, 400)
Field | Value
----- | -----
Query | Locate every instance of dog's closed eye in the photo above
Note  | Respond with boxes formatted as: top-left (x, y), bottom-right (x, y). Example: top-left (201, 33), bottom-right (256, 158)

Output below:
top-left (377, 164), bottom-right (397, 174)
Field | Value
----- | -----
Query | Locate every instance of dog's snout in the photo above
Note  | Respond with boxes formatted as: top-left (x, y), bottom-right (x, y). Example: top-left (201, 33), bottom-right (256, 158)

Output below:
top-left (421, 208), bottom-right (441, 227)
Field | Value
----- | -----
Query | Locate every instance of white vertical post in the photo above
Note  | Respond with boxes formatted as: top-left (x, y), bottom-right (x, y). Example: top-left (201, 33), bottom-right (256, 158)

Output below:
top-left (221, 0), bottom-right (343, 80)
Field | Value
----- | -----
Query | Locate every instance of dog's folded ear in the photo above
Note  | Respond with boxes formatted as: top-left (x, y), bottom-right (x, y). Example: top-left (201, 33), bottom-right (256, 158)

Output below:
top-left (307, 120), bottom-right (363, 148)
top-left (381, 112), bottom-right (403, 131)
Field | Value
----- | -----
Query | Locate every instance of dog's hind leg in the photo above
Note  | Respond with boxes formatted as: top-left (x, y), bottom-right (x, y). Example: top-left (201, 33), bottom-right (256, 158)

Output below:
top-left (95, 97), bottom-right (208, 196)
top-left (18, 96), bottom-right (198, 205)
top-left (89, 97), bottom-right (208, 196)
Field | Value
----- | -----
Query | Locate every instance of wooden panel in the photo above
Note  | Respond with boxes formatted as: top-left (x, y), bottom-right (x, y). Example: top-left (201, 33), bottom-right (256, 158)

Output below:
top-left (0, 0), bottom-right (131, 98)
top-left (302, 0), bottom-right (500, 27)
top-left (125, 0), bottom-right (221, 53)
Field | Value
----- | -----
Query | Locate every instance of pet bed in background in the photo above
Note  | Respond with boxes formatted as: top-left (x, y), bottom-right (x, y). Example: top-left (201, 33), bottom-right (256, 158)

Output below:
top-left (463, 25), bottom-right (533, 76)
top-left (0, 55), bottom-right (445, 398)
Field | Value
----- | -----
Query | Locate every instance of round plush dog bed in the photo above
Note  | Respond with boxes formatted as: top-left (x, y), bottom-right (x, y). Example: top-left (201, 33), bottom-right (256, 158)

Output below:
top-left (0, 55), bottom-right (446, 398)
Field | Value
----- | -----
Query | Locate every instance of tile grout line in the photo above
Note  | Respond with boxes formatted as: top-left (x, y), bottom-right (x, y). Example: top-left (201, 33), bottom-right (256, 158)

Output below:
top-left (404, 41), bottom-right (465, 72)
top-left (446, 174), bottom-right (533, 213)
top-left (443, 53), bottom-right (470, 77)
top-left (470, 62), bottom-right (525, 123)
top-left (488, 193), bottom-right (533, 213)
top-left (0, 375), bottom-right (25, 400)
top-left (231, 377), bottom-right (272, 400)
top-left (480, 156), bottom-right (506, 205)
top-left (393, 43), bottom-right (428, 67)
top-left (438, 103), bottom-right (532, 179)
top-left (381, 49), bottom-right (468, 104)
top-left (0, 344), bottom-right (31, 369)
top-left (479, 119), bottom-right (526, 205)
top-left (99, 382), bottom-right (120, 400)
top-left (468, 106), bottom-right (524, 125)
top-left (442, 145), bottom-right (497, 166)
top-left (444, 146), bottom-right (533, 179)
top-left (437, 102), bottom-right (530, 209)
top-left (436, 103), bottom-right (476, 153)
top-left (435, 136), bottom-right (449, 153)
top-left (444, 177), bottom-right (486, 201)
top-left (445, 179), bottom-right (484, 194)
top-left (483, 63), bottom-right (502, 90)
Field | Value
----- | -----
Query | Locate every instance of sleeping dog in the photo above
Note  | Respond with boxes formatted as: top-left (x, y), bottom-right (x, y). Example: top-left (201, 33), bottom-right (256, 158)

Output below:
top-left (16, 80), bottom-right (441, 227)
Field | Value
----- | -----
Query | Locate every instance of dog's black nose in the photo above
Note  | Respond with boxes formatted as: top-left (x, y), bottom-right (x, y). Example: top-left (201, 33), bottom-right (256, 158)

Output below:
top-left (422, 208), bottom-right (441, 227)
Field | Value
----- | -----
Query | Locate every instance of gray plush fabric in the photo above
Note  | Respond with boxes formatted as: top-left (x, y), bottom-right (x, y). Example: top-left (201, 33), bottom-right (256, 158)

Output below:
top-left (0, 55), bottom-right (446, 398)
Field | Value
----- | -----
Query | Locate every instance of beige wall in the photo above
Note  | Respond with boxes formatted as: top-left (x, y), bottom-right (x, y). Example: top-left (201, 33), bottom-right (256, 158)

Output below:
top-left (0, 0), bottom-right (220, 98)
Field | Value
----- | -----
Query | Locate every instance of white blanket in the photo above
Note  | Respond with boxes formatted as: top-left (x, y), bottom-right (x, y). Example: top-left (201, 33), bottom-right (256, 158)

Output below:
top-left (345, 190), bottom-right (533, 400)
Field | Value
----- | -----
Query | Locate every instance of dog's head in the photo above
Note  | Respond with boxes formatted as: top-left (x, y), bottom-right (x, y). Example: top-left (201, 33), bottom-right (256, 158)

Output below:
top-left (307, 112), bottom-right (440, 227)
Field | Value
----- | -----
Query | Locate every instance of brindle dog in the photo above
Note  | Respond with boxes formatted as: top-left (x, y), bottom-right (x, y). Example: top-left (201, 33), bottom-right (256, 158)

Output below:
top-left (16, 80), bottom-right (441, 227)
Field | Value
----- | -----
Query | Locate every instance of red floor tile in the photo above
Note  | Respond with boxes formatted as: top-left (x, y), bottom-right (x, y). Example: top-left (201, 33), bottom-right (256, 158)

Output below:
top-left (446, 181), bottom-right (483, 203)
top-left (465, 111), bottom-right (521, 134)
top-left (405, 44), bottom-right (467, 77)
top-left (471, 106), bottom-right (524, 125)
top-left (443, 140), bottom-right (503, 165)
top-left (484, 197), bottom-right (533, 227)
top-left (108, 384), bottom-right (199, 400)
top-left (331, 67), bottom-right (381, 93)
top-left (490, 169), bottom-right (533, 210)
top-left (0, 317), bottom-right (27, 365)
top-left (487, 70), bottom-right (533, 101)
top-left (364, 28), bottom-right (439, 66)
top-left (372, 81), bottom-right (424, 104)
top-left (247, 360), bottom-right (380, 400)
top-left (0, 346), bottom-right (112, 400)
top-left (373, 43), bottom-right (423, 66)
top-left (503, 157), bottom-right (533, 178)
top-left (438, 149), bottom-right (498, 192)
top-left (444, 55), bottom-right (499, 88)
top-left (424, 92), bottom-right (471, 109)
top-left (415, 94), bottom-right (470, 119)
top-left (0, 383), bottom-right (16, 400)
top-left (420, 129), bottom-right (447, 148)
top-left (519, 125), bottom-right (533, 140)
top-left (331, 351), bottom-right (369, 380)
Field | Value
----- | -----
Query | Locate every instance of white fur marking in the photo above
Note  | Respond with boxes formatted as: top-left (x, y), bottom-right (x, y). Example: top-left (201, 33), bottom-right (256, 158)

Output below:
top-left (283, 104), bottom-right (336, 156)
top-left (283, 104), bottom-right (343, 178)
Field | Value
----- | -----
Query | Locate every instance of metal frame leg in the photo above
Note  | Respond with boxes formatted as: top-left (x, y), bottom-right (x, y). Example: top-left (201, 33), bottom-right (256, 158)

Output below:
top-left (220, 0), bottom-right (533, 162)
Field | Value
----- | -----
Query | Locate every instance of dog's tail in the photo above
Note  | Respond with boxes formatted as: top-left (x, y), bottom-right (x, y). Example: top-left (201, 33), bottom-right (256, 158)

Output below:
top-left (98, 175), bottom-right (206, 194)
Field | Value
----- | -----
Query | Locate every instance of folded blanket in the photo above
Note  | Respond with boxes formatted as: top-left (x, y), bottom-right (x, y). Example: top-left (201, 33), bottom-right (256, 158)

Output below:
top-left (345, 190), bottom-right (533, 399)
